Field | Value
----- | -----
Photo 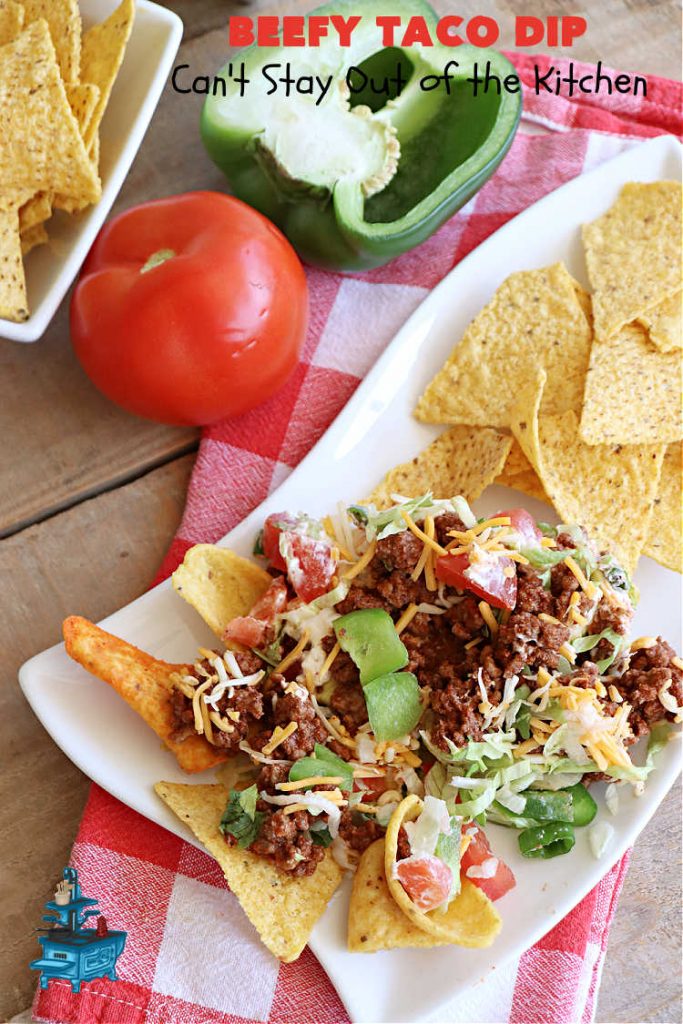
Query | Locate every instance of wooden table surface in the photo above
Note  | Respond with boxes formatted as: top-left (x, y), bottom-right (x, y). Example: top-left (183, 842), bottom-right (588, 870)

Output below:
top-left (1, 2), bottom-right (680, 1020)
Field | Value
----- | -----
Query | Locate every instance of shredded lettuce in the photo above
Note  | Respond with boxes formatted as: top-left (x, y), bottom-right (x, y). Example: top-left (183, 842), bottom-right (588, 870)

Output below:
top-left (348, 493), bottom-right (474, 542)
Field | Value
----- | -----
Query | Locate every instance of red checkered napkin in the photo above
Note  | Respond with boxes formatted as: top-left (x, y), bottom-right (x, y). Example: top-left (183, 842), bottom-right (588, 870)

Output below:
top-left (34, 57), bottom-right (682, 1024)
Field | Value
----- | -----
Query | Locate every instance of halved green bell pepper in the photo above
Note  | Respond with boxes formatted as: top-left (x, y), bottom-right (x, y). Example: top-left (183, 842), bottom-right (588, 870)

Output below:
top-left (201, 0), bottom-right (522, 270)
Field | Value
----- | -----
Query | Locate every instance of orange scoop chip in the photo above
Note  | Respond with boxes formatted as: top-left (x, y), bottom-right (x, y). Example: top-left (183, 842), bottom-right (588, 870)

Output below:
top-left (63, 615), bottom-right (227, 773)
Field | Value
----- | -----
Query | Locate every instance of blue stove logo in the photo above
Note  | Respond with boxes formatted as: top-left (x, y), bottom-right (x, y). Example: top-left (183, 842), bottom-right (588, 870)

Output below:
top-left (31, 867), bottom-right (127, 994)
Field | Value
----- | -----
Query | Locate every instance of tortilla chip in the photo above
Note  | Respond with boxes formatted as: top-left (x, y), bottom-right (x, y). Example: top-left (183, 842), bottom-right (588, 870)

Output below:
top-left (81, 0), bottom-right (135, 152)
top-left (579, 323), bottom-right (682, 446)
top-left (348, 840), bottom-right (446, 952)
top-left (637, 290), bottom-right (682, 353)
top-left (0, 21), bottom-right (101, 202)
top-left (0, 208), bottom-right (28, 322)
top-left (62, 616), bottom-right (226, 773)
top-left (644, 443), bottom-right (682, 573)
top-left (415, 264), bottom-right (592, 429)
top-left (494, 440), bottom-right (548, 501)
top-left (366, 426), bottom-right (512, 508)
top-left (583, 181), bottom-right (682, 342)
top-left (172, 545), bottom-right (272, 639)
top-left (497, 469), bottom-right (548, 503)
top-left (0, 0), bottom-right (24, 45)
top-left (383, 796), bottom-right (500, 947)
top-left (18, 192), bottom-right (52, 233)
top-left (155, 781), bottom-right (343, 962)
top-left (21, 222), bottom-right (48, 255)
top-left (21, 0), bottom-right (81, 83)
top-left (512, 370), bottom-right (665, 574)
top-left (66, 82), bottom-right (101, 135)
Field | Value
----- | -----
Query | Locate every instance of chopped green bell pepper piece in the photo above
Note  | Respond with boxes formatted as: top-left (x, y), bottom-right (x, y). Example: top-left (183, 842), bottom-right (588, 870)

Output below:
top-left (518, 822), bottom-right (576, 859)
top-left (564, 783), bottom-right (597, 827)
top-left (289, 743), bottom-right (354, 790)
top-left (334, 608), bottom-right (408, 684)
top-left (363, 671), bottom-right (423, 741)
top-left (201, 0), bottom-right (521, 271)
top-left (521, 791), bottom-right (574, 824)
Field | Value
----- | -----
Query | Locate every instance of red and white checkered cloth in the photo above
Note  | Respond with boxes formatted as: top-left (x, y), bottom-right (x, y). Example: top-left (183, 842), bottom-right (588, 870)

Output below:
top-left (34, 55), bottom-right (682, 1024)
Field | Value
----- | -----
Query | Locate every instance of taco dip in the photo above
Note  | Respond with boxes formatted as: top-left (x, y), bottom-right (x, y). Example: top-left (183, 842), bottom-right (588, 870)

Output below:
top-left (63, 491), bottom-right (682, 961)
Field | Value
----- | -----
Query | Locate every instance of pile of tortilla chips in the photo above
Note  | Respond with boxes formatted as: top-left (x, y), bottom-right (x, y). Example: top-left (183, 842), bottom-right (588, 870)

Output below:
top-left (415, 182), bottom-right (682, 575)
top-left (0, 0), bottom-right (134, 322)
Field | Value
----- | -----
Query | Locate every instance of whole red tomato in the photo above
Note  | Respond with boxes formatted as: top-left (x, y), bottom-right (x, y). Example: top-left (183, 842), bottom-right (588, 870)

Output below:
top-left (70, 192), bottom-right (309, 425)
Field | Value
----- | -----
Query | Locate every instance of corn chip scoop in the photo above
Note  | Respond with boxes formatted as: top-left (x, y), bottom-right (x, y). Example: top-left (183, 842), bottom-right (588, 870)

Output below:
top-left (384, 795), bottom-right (501, 947)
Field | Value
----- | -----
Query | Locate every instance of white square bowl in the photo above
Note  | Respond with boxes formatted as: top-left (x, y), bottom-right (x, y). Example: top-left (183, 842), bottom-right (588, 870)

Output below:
top-left (1, 0), bottom-right (183, 343)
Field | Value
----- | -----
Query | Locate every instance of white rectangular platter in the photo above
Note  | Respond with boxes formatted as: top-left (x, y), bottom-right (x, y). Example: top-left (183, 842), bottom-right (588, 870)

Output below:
top-left (20, 134), bottom-right (682, 1023)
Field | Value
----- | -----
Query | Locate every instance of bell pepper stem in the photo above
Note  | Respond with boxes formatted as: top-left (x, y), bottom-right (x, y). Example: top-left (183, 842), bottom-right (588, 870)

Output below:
top-left (140, 248), bottom-right (176, 274)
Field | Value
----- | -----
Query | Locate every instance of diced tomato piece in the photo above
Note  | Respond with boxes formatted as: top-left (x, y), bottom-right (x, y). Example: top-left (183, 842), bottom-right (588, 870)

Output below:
top-left (435, 552), bottom-right (517, 610)
top-left (223, 577), bottom-right (288, 648)
top-left (497, 507), bottom-right (542, 547)
top-left (281, 532), bottom-right (336, 603)
top-left (354, 775), bottom-right (387, 799)
top-left (223, 616), bottom-right (268, 648)
top-left (262, 513), bottom-right (297, 571)
top-left (250, 576), bottom-right (288, 620)
top-left (396, 855), bottom-right (453, 912)
top-left (460, 825), bottom-right (516, 902)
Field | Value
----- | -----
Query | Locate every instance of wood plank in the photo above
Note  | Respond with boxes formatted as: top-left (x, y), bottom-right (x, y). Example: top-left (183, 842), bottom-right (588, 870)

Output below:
top-left (0, 455), bottom-right (193, 1022)
top-left (597, 778), bottom-right (682, 1023)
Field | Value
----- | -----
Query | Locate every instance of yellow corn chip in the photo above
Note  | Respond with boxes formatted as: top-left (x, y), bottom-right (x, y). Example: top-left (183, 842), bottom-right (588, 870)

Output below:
top-left (496, 469), bottom-right (548, 503)
top-left (637, 290), bottom-right (682, 353)
top-left (415, 264), bottom-right (592, 429)
top-left (155, 781), bottom-right (343, 962)
top-left (66, 82), bottom-right (101, 136)
top-left (384, 796), bottom-right (500, 947)
top-left (583, 182), bottom-right (682, 342)
top-left (172, 545), bottom-right (272, 640)
top-left (348, 840), bottom-right (446, 952)
top-left (366, 426), bottom-right (512, 508)
top-left (644, 443), bottom-right (682, 573)
top-left (21, 222), bottom-right (48, 255)
top-left (579, 323), bottom-right (682, 445)
top-left (19, 192), bottom-right (52, 233)
top-left (62, 616), bottom-right (227, 773)
top-left (52, 84), bottom-right (102, 213)
top-left (22, 0), bottom-right (81, 83)
top-left (511, 370), bottom-right (665, 574)
top-left (495, 440), bottom-right (548, 501)
top-left (81, 0), bottom-right (135, 151)
top-left (0, 22), bottom-right (101, 203)
top-left (0, 0), bottom-right (24, 45)
top-left (0, 207), bottom-right (28, 322)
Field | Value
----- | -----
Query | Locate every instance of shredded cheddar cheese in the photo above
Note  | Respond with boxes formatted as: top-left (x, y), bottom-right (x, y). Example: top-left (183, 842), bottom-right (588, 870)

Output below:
top-left (630, 636), bottom-right (657, 652)
top-left (563, 556), bottom-right (599, 600)
top-left (395, 603), bottom-right (419, 635)
top-left (262, 722), bottom-right (298, 756)
top-left (320, 641), bottom-right (341, 681)
top-left (274, 632), bottom-right (311, 674)
top-left (478, 600), bottom-right (498, 637)
top-left (401, 511), bottom-right (447, 555)
top-left (342, 540), bottom-right (377, 580)
top-left (277, 776), bottom-right (345, 791)
top-left (559, 642), bottom-right (577, 663)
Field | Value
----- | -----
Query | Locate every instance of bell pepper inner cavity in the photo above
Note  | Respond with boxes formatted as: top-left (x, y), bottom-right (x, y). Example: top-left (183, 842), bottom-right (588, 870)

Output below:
top-left (334, 608), bottom-right (409, 685)
top-left (201, 0), bottom-right (522, 271)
